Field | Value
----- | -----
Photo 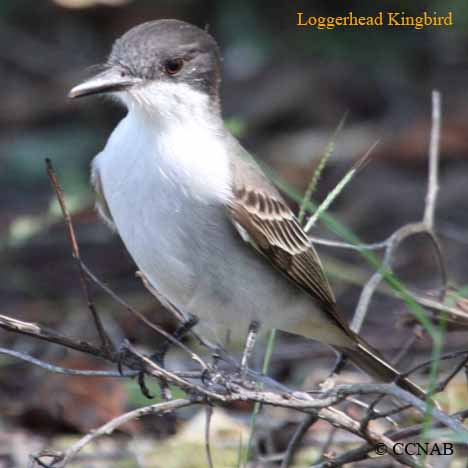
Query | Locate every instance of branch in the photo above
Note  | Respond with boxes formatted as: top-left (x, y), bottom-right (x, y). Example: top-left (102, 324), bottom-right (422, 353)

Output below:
top-left (326, 384), bottom-right (467, 434)
top-left (10, 306), bottom-right (467, 468)
top-left (424, 90), bottom-right (441, 229)
top-left (0, 314), bottom-right (203, 380)
top-left (351, 90), bottom-right (446, 333)
top-left (314, 406), bottom-right (422, 468)
top-left (79, 261), bottom-right (208, 370)
top-left (46, 159), bottom-right (113, 356)
top-left (34, 398), bottom-right (196, 467)
top-left (314, 408), bottom-right (468, 467)
top-left (205, 406), bottom-right (214, 468)
top-left (10, 304), bottom-right (462, 468)
top-left (0, 347), bottom-right (136, 377)
top-left (280, 413), bottom-right (319, 468)
top-left (308, 236), bottom-right (388, 251)
top-left (0, 313), bottom-right (109, 359)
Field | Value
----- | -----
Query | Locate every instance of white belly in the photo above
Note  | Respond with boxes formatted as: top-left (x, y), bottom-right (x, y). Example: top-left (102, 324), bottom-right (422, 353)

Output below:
top-left (92, 112), bottom-right (346, 345)
top-left (93, 112), bottom-right (232, 307)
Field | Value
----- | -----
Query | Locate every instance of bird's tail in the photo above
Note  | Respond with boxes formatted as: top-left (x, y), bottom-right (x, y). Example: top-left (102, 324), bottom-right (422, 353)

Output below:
top-left (336, 337), bottom-right (426, 401)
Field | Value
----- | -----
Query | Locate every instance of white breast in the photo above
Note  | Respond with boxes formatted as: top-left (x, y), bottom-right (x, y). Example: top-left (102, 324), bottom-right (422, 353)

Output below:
top-left (91, 97), bottom-right (330, 345)
top-left (92, 108), bottom-right (232, 309)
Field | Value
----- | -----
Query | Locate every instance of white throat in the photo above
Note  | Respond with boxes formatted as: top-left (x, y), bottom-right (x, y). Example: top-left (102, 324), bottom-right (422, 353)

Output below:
top-left (121, 80), bottom-right (221, 130)
top-left (101, 81), bottom-right (232, 204)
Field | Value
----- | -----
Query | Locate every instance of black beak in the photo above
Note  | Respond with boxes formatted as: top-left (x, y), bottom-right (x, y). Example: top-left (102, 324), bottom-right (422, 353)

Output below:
top-left (68, 67), bottom-right (140, 99)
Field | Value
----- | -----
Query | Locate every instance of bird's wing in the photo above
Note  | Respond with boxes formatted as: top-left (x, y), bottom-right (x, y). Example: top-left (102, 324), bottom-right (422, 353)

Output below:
top-left (227, 152), bottom-right (353, 335)
top-left (91, 166), bottom-right (116, 231)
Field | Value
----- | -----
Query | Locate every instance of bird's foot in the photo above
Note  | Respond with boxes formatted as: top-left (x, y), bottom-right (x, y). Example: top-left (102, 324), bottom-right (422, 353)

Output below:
top-left (115, 338), bottom-right (133, 376)
top-left (331, 353), bottom-right (348, 376)
top-left (137, 370), bottom-right (155, 399)
top-left (115, 339), bottom-right (155, 399)
top-left (150, 313), bottom-right (199, 368)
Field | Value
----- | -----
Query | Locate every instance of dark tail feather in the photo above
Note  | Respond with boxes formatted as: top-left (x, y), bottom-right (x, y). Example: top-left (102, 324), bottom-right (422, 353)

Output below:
top-left (337, 341), bottom-right (426, 401)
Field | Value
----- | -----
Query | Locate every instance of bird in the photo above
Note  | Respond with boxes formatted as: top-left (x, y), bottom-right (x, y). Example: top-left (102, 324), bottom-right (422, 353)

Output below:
top-left (69, 19), bottom-right (425, 398)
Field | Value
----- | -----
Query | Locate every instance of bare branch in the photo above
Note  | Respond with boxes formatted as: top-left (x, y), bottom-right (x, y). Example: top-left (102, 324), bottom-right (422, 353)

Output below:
top-left (351, 90), bottom-right (445, 333)
top-left (0, 347), bottom-right (136, 377)
top-left (401, 349), bottom-right (468, 379)
top-left (326, 384), bottom-right (467, 434)
top-left (34, 398), bottom-right (196, 467)
top-left (45, 159), bottom-right (113, 356)
top-left (308, 236), bottom-right (388, 251)
top-left (424, 90), bottom-right (441, 229)
top-left (7, 309), bottom-right (468, 468)
top-left (205, 406), bottom-right (215, 468)
top-left (314, 408), bottom-right (468, 467)
top-left (0, 314), bottom-right (202, 380)
top-left (0, 313), bottom-right (109, 359)
top-left (80, 261), bottom-right (208, 370)
top-left (351, 222), bottom-right (427, 332)
top-left (280, 413), bottom-right (319, 468)
top-left (313, 406), bottom-right (422, 468)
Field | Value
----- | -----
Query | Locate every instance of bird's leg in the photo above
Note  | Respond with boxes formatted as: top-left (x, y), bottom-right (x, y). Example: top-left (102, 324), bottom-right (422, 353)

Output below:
top-left (331, 352), bottom-right (348, 376)
top-left (320, 352), bottom-right (348, 392)
top-left (115, 339), bottom-right (155, 399)
top-left (151, 314), bottom-right (199, 367)
top-left (136, 270), bottom-right (200, 366)
top-left (240, 320), bottom-right (260, 380)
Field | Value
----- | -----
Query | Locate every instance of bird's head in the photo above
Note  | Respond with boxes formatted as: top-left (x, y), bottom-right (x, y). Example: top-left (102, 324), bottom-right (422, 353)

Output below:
top-left (69, 19), bottom-right (222, 121)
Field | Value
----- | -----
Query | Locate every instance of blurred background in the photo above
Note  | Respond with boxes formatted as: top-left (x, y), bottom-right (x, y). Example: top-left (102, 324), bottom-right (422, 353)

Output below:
top-left (1, 1), bottom-right (468, 466)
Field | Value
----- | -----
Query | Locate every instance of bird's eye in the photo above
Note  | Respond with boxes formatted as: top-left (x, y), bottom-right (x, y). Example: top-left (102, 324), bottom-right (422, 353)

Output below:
top-left (165, 58), bottom-right (184, 75)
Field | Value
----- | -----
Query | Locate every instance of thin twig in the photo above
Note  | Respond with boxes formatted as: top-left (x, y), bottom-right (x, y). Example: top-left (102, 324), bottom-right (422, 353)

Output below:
top-left (245, 328), bottom-right (277, 464)
top-left (316, 408), bottom-right (468, 467)
top-left (0, 315), bottom-right (202, 380)
top-left (327, 384), bottom-right (467, 434)
top-left (205, 405), bottom-right (215, 468)
top-left (392, 325), bottom-right (421, 366)
top-left (80, 261), bottom-right (208, 370)
top-left (0, 347), bottom-right (136, 377)
top-left (280, 413), bottom-right (319, 468)
top-left (45, 158), bottom-right (113, 357)
top-left (351, 222), bottom-right (430, 333)
top-left (424, 91), bottom-right (441, 229)
top-left (400, 349), bottom-right (468, 379)
top-left (317, 427), bottom-right (338, 464)
top-left (313, 406), bottom-right (422, 468)
top-left (308, 236), bottom-right (389, 251)
top-left (305, 238), bottom-right (464, 323)
top-left (351, 90), bottom-right (445, 333)
top-left (35, 398), bottom-right (197, 467)
top-left (0, 313), bottom-right (109, 359)
top-left (435, 354), bottom-right (468, 393)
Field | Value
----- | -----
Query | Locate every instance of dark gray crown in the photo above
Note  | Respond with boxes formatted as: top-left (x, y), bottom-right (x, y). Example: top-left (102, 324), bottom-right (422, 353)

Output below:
top-left (108, 19), bottom-right (221, 98)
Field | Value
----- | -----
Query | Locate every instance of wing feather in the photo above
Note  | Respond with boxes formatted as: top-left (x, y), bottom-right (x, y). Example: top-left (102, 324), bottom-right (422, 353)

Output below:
top-left (228, 178), bottom-right (355, 336)
top-left (229, 186), bottom-right (335, 305)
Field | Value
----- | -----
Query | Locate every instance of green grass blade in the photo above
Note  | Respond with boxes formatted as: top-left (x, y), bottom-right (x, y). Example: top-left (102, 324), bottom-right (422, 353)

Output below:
top-left (263, 166), bottom-right (436, 338)
top-left (298, 113), bottom-right (348, 224)
top-left (304, 140), bottom-right (378, 233)
top-left (244, 328), bottom-right (277, 465)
